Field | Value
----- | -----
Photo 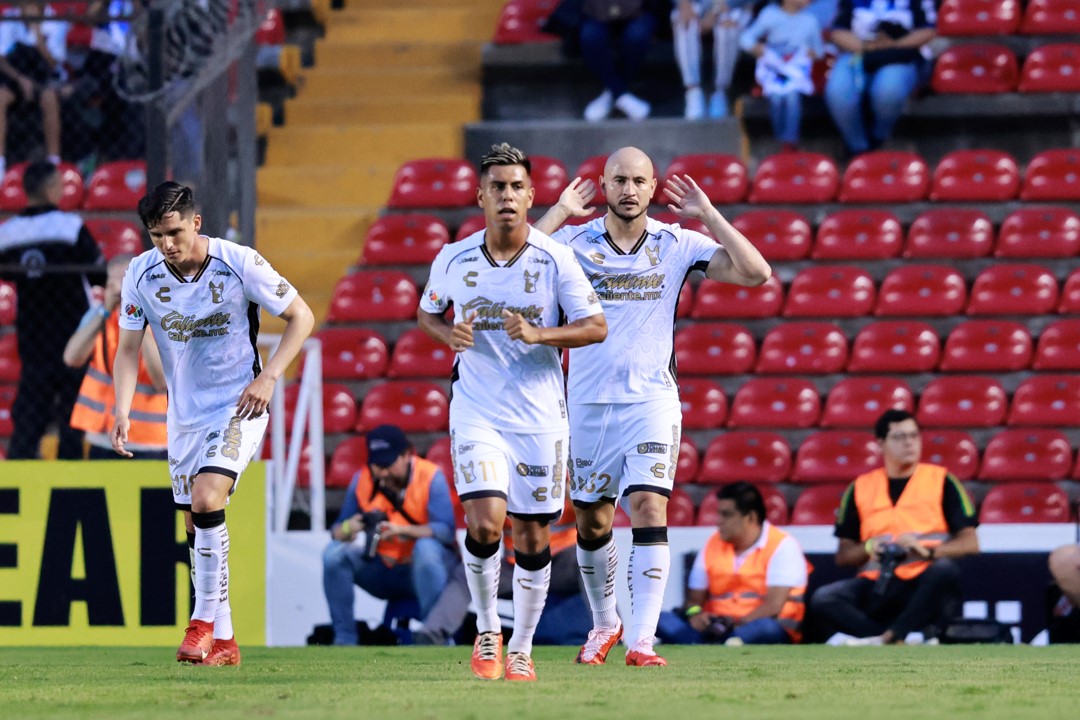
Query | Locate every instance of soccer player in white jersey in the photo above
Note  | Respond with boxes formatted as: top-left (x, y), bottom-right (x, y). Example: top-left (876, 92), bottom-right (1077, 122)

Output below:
top-left (533, 146), bottom-right (772, 666)
top-left (417, 143), bottom-right (607, 681)
top-left (111, 182), bottom-right (314, 665)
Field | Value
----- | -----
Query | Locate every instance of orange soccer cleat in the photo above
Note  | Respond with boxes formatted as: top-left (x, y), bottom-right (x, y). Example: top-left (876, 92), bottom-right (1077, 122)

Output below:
top-left (575, 622), bottom-right (623, 665)
top-left (625, 640), bottom-right (668, 667)
top-left (470, 632), bottom-right (503, 680)
top-left (198, 637), bottom-right (242, 666)
top-left (176, 619), bottom-right (214, 663)
top-left (504, 652), bottom-right (537, 682)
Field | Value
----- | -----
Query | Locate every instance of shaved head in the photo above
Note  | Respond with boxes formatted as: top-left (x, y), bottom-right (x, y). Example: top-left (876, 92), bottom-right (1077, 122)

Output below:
top-left (604, 147), bottom-right (655, 181)
top-left (601, 147), bottom-right (657, 223)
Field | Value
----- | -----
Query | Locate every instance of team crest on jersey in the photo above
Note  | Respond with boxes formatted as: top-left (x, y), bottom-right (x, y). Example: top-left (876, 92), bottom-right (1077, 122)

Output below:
top-left (523, 269), bottom-right (539, 293)
top-left (588, 252), bottom-right (605, 265)
top-left (637, 442), bottom-right (668, 455)
top-left (125, 303), bottom-right (143, 319)
top-left (459, 461), bottom-right (477, 484)
top-left (275, 280), bottom-right (291, 298)
top-left (515, 463), bottom-right (548, 477)
top-left (209, 281), bottom-right (224, 303)
top-left (644, 244), bottom-right (660, 266)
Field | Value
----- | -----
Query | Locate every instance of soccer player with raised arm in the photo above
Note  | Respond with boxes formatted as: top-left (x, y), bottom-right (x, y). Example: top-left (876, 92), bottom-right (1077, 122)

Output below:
top-left (418, 143), bottom-right (607, 681)
top-left (533, 146), bottom-right (772, 666)
top-left (111, 182), bottom-right (314, 665)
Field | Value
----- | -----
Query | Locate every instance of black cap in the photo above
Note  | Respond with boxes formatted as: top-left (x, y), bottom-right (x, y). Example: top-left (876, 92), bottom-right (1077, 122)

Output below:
top-left (366, 424), bottom-right (409, 468)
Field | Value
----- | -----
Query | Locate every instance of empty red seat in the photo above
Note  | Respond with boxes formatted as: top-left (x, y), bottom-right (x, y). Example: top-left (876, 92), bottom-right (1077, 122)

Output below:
top-left (904, 208), bottom-right (994, 258)
top-left (1019, 43), bottom-right (1080, 92)
top-left (328, 435), bottom-right (367, 489)
top-left (838, 151), bottom-right (930, 203)
top-left (652, 211), bottom-right (709, 236)
top-left (755, 322), bottom-right (848, 374)
top-left (357, 381), bottom-right (449, 432)
top-left (939, 320), bottom-right (1033, 371)
top-left (732, 209), bottom-right (812, 261)
top-left (316, 327), bottom-right (389, 380)
top-left (0, 333), bottom-right (19, 382)
top-left (699, 431), bottom-right (792, 484)
top-left (979, 483), bottom-right (1070, 523)
top-left (676, 437), bottom-right (700, 483)
top-left (930, 149), bottom-right (1020, 201)
top-left (673, 323), bottom-right (756, 375)
top-left (876, 265), bottom-right (967, 316)
top-left (387, 327), bottom-right (454, 378)
top-left (966, 263), bottom-right (1058, 315)
top-left (1007, 375), bottom-right (1080, 426)
top-left (1033, 319), bottom-right (1080, 370)
top-left (922, 429), bottom-right (980, 481)
top-left (0, 161), bottom-right (84, 211)
top-left (783, 265), bottom-right (876, 317)
top-left (284, 382), bottom-right (358, 434)
top-left (327, 270), bottom-right (419, 323)
top-left (668, 487), bottom-right (698, 527)
top-left (848, 320), bottom-right (941, 373)
top-left (387, 159), bottom-right (477, 209)
top-left (0, 384), bottom-right (14, 437)
top-left (728, 378), bottom-right (820, 428)
top-left (917, 376), bottom-right (1008, 427)
top-left (0, 281), bottom-right (15, 327)
top-left (679, 379), bottom-right (728, 429)
top-left (528, 155), bottom-right (570, 206)
top-left (572, 154), bottom-right (610, 206)
top-left (995, 206), bottom-right (1080, 257)
top-left (697, 484), bottom-right (789, 526)
top-left (1020, 149), bottom-right (1080, 201)
top-left (83, 160), bottom-right (146, 211)
top-left (361, 214), bottom-right (449, 266)
top-left (748, 152), bottom-right (839, 204)
top-left (83, 218), bottom-right (144, 260)
top-left (255, 8), bottom-right (286, 45)
top-left (812, 209), bottom-right (903, 260)
top-left (789, 484), bottom-right (848, 525)
top-left (979, 428), bottom-right (1073, 482)
top-left (931, 44), bottom-right (1019, 94)
top-left (691, 275), bottom-right (783, 319)
top-left (937, 0), bottom-right (1021, 35)
top-left (1061, 268), bottom-right (1080, 313)
top-left (454, 214), bottom-right (487, 241)
top-left (492, 0), bottom-right (560, 44)
top-left (676, 281), bottom-right (694, 319)
top-left (664, 153), bottom-right (749, 204)
top-left (791, 431), bottom-right (881, 484)
top-left (1020, 0), bottom-right (1080, 34)
top-left (820, 377), bottom-right (915, 428)
top-left (425, 436), bottom-right (454, 480)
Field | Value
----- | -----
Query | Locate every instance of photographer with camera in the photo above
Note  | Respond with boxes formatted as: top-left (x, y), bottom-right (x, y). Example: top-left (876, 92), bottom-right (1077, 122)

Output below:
top-left (656, 482), bottom-right (810, 646)
top-left (810, 410), bottom-right (979, 646)
top-left (321, 425), bottom-right (458, 646)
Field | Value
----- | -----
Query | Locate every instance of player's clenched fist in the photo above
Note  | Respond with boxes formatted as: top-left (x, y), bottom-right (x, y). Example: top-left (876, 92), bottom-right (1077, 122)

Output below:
top-left (449, 311), bottom-right (478, 352)
top-left (502, 309), bottom-right (540, 344)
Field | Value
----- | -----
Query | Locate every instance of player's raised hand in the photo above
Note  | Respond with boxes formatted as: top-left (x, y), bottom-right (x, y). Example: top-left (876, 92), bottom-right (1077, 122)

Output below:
top-left (449, 311), bottom-right (478, 352)
top-left (556, 177), bottom-right (598, 218)
top-left (502, 309), bottom-right (540, 344)
top-left (664, 174), bottom-right (714, 220)
top-left (235, 374), bottom-right (274, 420)
top-left (111, 416), bottom-right (134, 458)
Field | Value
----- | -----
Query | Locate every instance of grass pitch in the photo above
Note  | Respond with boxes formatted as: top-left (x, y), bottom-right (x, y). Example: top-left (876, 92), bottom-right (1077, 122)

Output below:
top-left (2, 645), bottom-right (1079, 720)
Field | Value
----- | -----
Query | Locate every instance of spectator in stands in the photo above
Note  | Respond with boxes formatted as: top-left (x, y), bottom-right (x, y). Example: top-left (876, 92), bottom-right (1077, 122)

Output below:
top-left (810, 409), bottom-right (979, 645)
top-left (823, 0), bottom-right (936, 157)
top-left (0, 160), bottom-right (104, 459)
top-left (64, 253), bottom-right (167, 460)
top-left (656, 482), bottom-right (809, 645)
top-left (322, 425), bottom-right (459, 646)
top-left (671, 0), bottom-right (755, 120)
top-left (0, 1), bottom-right (69, 175)
top-left (581, 0), bottom-right (658, 122)
top-left (738, 0), bottom-right (823, 151)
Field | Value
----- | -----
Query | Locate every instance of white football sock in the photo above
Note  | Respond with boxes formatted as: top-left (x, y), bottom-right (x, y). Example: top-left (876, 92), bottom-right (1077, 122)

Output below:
top-left (192, 522), bottom-right (228, 623)
top-left (213, 528), bottom-right (232, 640)
top-left (507, 560), bottom-right (551, 657)
top-left (578, 538), bottom-right (620, 629)
top-left (463, 544), bottom-right (502, 635)
top-left (627, 542), bottom-right (670, 650)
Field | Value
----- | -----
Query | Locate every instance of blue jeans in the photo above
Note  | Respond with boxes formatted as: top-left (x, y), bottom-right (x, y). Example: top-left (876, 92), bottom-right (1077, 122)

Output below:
top-left (579, 15), bottom-right (657, 98)
top-left (657, 611), bottom-right (793, 645)
top-left (322, 537), bottom-right (456, 645)
top-left (769, 93), bottom-right (803, 144)
top-left (824, 54), bottom-right (919, 154)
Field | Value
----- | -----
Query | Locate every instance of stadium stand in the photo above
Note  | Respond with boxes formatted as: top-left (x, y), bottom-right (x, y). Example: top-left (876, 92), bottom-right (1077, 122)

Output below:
top-left (782, 266), bottom-right (876, 317)
top-left (811, 209), bottom-right (904, 260)
top-left (995, 206), bottom-right (1080, 257)
top-left (663, 153), bottom-right (749, 204)
top-left (979, 483), bottom-right (1071, 523)
top-left (699, 431), bottom-right (792, 485)
top-left (904, 208), bottom-right (995, 258)
top-left (847, 320), bottom-right (942, 373)
top-left (731, 210), bottom-right (812, 260)
top-left (820, 377), bottom-right (915, 429)
top-left (978, 428), bottom-right (1074, 482)
top-left (837, 151), bottom-right (930, 204)
top-left (922, 429), bottom-right (981, 481)
top-left (747, 151), bottom-right (840, 204)
top-left (691, 275), bottom-right (783, 319)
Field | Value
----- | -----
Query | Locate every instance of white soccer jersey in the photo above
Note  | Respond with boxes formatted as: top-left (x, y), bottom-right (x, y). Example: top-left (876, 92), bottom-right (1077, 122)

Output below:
top-left (419, 227), bottom-right (602, 433)
top-left (119, 235), bottom-right (298, 431)
top-left (552, 216), bottom-right (719, 403)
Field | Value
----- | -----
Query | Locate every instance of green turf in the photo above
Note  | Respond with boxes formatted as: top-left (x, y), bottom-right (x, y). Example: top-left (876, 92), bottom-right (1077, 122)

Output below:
top-left (1, 645), bottom-right (1079, 720)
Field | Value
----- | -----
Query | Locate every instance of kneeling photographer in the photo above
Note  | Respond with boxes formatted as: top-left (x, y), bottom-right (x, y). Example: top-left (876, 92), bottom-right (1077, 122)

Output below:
top-left (322, 425), bottom-right (458, 645)
top-left (809, 410), bottom-right (980, 645)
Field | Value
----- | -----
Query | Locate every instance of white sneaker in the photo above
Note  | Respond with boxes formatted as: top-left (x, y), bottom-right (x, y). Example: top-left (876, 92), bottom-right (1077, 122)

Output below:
top-left (684, 87), bottom-right (705, 120)
top-left (584, 91), bottom-right (613, 122)
top-left (615, 92), bottom-right (651, 121)
top-left (825, 632), bottom-right (856, 646)
top-left (708, 91), bottom-right (729, 119)
top-left (844, 635), bottom-right (885, 646)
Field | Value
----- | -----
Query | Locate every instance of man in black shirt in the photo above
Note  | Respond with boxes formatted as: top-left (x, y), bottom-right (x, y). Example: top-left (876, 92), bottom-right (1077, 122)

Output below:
top-left (0, 161), bottom-right (105, 458)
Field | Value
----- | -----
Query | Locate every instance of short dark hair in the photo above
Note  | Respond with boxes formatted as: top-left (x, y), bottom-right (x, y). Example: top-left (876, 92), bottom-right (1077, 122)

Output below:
top-left (874, 409), bottom-right (918, 441)
top-left (23, 161), bottom-right (58, 199)
top-left (479, 142), bottom-right (531, 178)
top-left (137, 181), bottom-right (196, 229)
top-left (716, 481), bottom-right (766, 524)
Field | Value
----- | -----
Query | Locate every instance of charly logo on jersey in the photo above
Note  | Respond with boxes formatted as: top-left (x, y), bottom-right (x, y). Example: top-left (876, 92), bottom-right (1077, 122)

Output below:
top-left (209, 281), bottom-right (224, 303)
top-left (523, 269), bottom-right (539, 293)
top-left (160, 310), bottom-right (231, 342)
top-left (124, 303), bottom-right (143, 319)
top-left (463, 271), bottom-right (478, 288)
top-left (588, 252), bottom-right (605, 265)
top-left (589, 271), bottom-right (665, 302)
top-left (515, 463), bottom-right (548, 477)
top-left (155, 287), bottom-right (171, 302)
top-left (644, 244), bottom-right (660, 266)
top-left (461, 296), bottom-right (543, 331)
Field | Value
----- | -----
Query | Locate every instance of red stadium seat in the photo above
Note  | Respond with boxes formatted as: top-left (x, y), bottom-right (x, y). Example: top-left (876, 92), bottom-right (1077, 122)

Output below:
top-left (697, 485), bottom-right (788, 526)
top-left (0, 333), bottom-right (19, 382)
top-left (966, 264), bottom-right (1058, 315)
top-left (652, 211), bottom-right (709, 236)
top-left (791, 431), bottom-right (881, 484)
top-left (676, 281), bottom-right (694, 319)
top-left (996, 207), bottom-right (1080, 257)
top-left (492, 0), bottom-right (560, 44)
top-left (1020, 44), bottom-right (1080, 92)
top-left (939, 320), bottom-right (1034, 372)
top-left (357, 381), bottom-right (449, 432)
top-left (1033, 319), bottom-right (1080, 370)
top-left (820, 377), bottom-right (915, 429)
top-left (277, 443), bottom-right (318, 489)
top-left (1061, 268), bottom-right (1080, 313)
top-left (728, 378), bottom-right (820, 428)
top-left (676, 437), bottom-right (700, 483)
top-left (664, 153), bottom-right (749, 204)
top-left (691, 275), bottom-right (783, 319)
top-left (84, 218), bottom-right (144, 260)
top-left (572, 154), bottom-right (608, 185)
top-left (847, 320), bottom-right (941, 373)
top-left (454, 214), bottom-right (486, 241)
top-left (255, 8), bottom-right (286, 45)
top-left (931, 44), bottom-right (1019, 94)
top-left (838, 151), bottom-right (930, 203)
top-left (699, 431), bottom-right (792, 484)
top-left (679, 379), bottom-right (728, 429)
top-left (789, 484), bottom-right (848, 525)
top-left (387, 159), bottom-right (477, 209)
top-left (673, 323), bottom-right (756, 375)
top-left (937, 0), bottom-right (1021, 36)
top-left (732, 210), bottom-right (812, 261)
top-left (0, 161), bottom-right (84, 211)
top-left (917, 376), bottom-right (1008, 427)
top-left (284, 382), bottom-right (358, 435)
top-left (748, 151), bottom-right (839, 204)
top-left (921, 429), bottom-right (980, 481)
top-left (1007, 375), bottom-right (1080, 426)
top-left (387, 327), bottom-right (455, 378)
top-left (326, 270), bottom-right (419, 323)
top-left (83, 160), bottom-right (146, 211)
top-left (425, 436), bottom-right (454, 480)
top-left (929, 150), bottom-right (1020, 202)
top-left (0, 281), bottom-right (15, 327)
top-left (1020, 149), bottom-right (1080, 201)
top-left (782, 265), bottom-right (876, 317)
top-left (979, 429), bottom-right (1073, 482)
top-left (527, 155), bottom-right (569, 206)
top-left (328, 435), bottom-right (367, 489)
top-left (361, 214), bottom-right (449, 266)
top-left (314, 327), bottom-right (389, 380)
top-left (904, 208), bottom-right (994, 258)
top-left (756, 322), bottom-right (848, 374)
top-left (0, 384), bottom-right (14, 437)
top-left (812, 209), bottom-right (903, 260)
top-left (668, 487), bottom-right (698, 527)
top-left (875, 265), bottom-right (967, 316)
top-left (1020, 0), bottom-right (1080, 34)
top-left (979, 483), bottom-right (1070, 523)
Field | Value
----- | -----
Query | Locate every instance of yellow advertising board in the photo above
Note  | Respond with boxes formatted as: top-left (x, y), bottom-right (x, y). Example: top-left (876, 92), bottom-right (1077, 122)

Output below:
top-left (0, 461), bottom-right (265, 646)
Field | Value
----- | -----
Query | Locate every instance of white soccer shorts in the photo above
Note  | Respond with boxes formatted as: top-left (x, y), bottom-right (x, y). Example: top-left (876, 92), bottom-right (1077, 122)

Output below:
top-left (168, 406), bottom-right (269, 508)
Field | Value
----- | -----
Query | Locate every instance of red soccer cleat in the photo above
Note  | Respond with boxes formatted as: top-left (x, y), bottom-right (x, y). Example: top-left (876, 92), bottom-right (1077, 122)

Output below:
top-left (504, 652), bottom-right (537, 682)
top-left (626, 640), bottom-right (668, 667)
top-left (471, 632), bottom-right (503, 680)
top-left (575, 622), bottom-right (623, 665)
top-left (176, 619), bottom-right (214, 663)
top-left (198, 637), bottom-right (241, 666)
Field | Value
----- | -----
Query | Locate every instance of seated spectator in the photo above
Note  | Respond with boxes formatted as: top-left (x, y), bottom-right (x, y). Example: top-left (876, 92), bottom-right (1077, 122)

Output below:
top-left (581, 0), bottom-right (657, 122)
top-left (322, 425), bottom-right (459, 646)
top-left (739, 0), bottom-right (824, 150)
top-left (823, 0), bottom-right (936, 157)
top-left (656, 482), bottom-right (809, 645)
top-left (810, 409), bottom-right (979, 645)
top-left (672, 0), bottom-right (755, 120)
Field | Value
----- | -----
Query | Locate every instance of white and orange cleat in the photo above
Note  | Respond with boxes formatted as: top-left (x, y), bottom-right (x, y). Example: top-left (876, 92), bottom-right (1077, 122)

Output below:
top-left (504, 652), bottom-right (537, 682)
top-left (198, 637), bottom-right (241, 666)
top-left (471, 632), bottom-right (504, 680)
top-left (575, 622), bottom-right (624, 665)
top-left (625, 639), bottom-right (668, 667)
top-left (176, 619), bottom-right (214, 663)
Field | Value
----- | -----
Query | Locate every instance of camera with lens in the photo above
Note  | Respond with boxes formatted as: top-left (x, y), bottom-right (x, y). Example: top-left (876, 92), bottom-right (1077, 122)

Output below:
top-left (361, 509), bottom-right (388, 559)
top-left (702, 617), bottom-right (733, 644)
top-left (872, 542), bottom-right (909, 596)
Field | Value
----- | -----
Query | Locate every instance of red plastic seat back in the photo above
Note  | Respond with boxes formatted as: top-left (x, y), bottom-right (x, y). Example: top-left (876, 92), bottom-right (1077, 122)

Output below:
top-left (838, 151), bottom-right (929, 203)
top-left (791, 431), bottom-right (882, 484)
top-left (1007, 375), bottom-right (1080, 426)
top-left (676, 437), bottom-right (700, 483)
top-left (673, 323), bottom-right (756, 375)
top-left (875, 264), bottom-right (967, 316)
top-left (1061, 268), bottom-right (1080, 313)
top-left (930, 149), bottom-right (1020, 201)
top-left (84, 218), bottom-right (144, 260)
top-left (493, 0), bottom-right (560, 44)
top-left (813, 209), bottom-right (903, 260)
top-left (0, 383), bottom-right (14, 437)
top-left (1033, 319), bottom-right (1080, 370)
top-left (937, 0), bottom-right (1021, 35)
top-left (1019, 43), bottom-right (1080, 93)
top-left (362, 214), bottom-right (449, 266)
top-left (83, 160), bottom-right (146, 211)
top-left (996, 206), bottom-right (1080, 257)
top-left (284, 382), bottom-right (358, 434)
top-left (783, 265), bottom-right (876, 317)
top-left (931, 44), bottom-right (1019, 94)
top-left (699, 431), bottom-right (792, 484)
top-left (728, 378), bottom-right (820, 428)
top-left (327, 270), bottom-right (419, 323)
top-left (527, 155), bottom-right (569, 206)
top-left (387, 159), bottom-right (478, 208)
top-left (904, 208), bottom-right (994, 258)
top-left (328, 435), bottom-right (367, 489)
top-left (667, 487), bottom-right (698, 527)
top-left (979, 429), bottom-right (1073, 482)
top-left (357, 381), bottom-right (450, 432)
top-left (939, 320), bottom-right (1033, 372)
top-left (748, 152), bottom-right (839, 204)
top-left (315, 327), bottom-right (389, 380)
top-left (425, 436), bottom-right (454, 480)
top-left (917, 376), bottom-right (1008, 427)
top-left (0, 281), bottom-right (14, 327)
top-left (732, 209), bottom-right (812, 261)
top-left (0, 334), bottom-right (20, 382)
top-left (387, 327), bottom-right (455, 378)
top-left (979, 483), bottom-right (1070, 523)
top-left (755, 322), bottom-right (848, 374)
top-left (664, 153), bottom-right (749, 204)
top-left (255, 8), bottom-right (286, 45)
top-left (1020, 0), bottom-right (1080, 34)
top-left (454, 214), bottom-right (486, 241)
top-left (922, 430), bottom-right (980, 481)
top-left (847, 320), bottom-right (941, 373)
top-left (678, 379), bottom-right (729, 429)
top-left (1020, 149), bottom-right (1080, 201)
top-left (691, 275), bottom-right (783, 319)
top-left (789, 484), bottom-right (849, 525)
top-left (0, 161), bottom-right (84, 211)
top-left (966, 264), bottom-right (1058, 315)
top-left (820, 377), bottom-right (915, 428)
